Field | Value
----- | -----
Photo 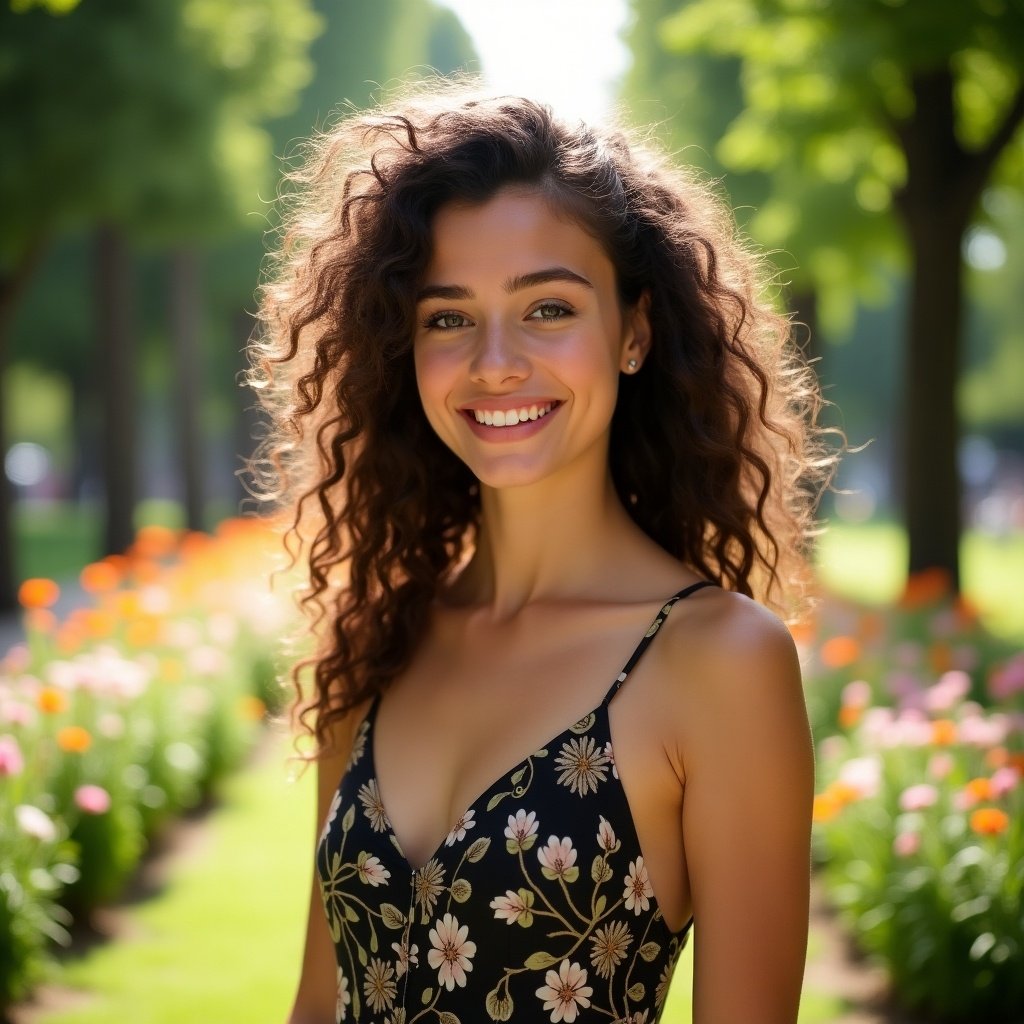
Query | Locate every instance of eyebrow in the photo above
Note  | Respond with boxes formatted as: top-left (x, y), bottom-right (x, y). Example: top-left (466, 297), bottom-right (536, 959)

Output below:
top-left (415, 266), bottom-right (594, 303)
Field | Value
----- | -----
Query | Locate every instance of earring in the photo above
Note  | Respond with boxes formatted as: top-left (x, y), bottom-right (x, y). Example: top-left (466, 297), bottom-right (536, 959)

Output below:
top-left (626, 358), bottom-right (639, 372)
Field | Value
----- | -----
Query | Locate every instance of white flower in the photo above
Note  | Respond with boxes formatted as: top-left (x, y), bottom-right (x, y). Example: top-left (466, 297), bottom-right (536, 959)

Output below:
top-left (589, 920), bottom-right (632, 978)
top-left (319, 789), bottom-right (341, 846)
top-left (505, 808), bottom-right (539, 850)
top-left (363, 957), bottom-right (397, 1012)
top-left (596, 815), bottom-right (617, 851)
top-left (623, 857), bottom-right (653, 915)
top-left (535, 959), bottom-right (593, 1022)
top-left (538, 835), bottom-right (579, 881)
top-left (489, 888), bottom-right (535, 926)
top-left (444, 808), bottom-right (475, 846)
top-left (604, 740), bottom-right (618, 779)
top-left (427, 912), bottom-right (476, 990)
top-left (358, 779), bottom-right (390, 832)
top-left (15, 804), bottom-right (57, 842)
top-left (554, 735), bottom-right (609, 796)
top-left (356, 851), bottom-right (391, 887)
top-left (335, 967), bottom-right (351, 1021)
top-left (413, 858), bottom-right (446, 919)
top-left (391, 938), bottom-right (419, 978)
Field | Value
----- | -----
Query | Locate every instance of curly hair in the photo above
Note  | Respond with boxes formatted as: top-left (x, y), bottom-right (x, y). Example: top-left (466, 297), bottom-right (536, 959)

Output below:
top-left (249, 82), bottom-right (837, 754)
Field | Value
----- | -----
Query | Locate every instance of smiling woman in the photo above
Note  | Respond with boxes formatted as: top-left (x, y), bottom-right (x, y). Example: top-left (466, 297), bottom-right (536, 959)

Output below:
top-left (250, 82), bottom-right (838, 1024)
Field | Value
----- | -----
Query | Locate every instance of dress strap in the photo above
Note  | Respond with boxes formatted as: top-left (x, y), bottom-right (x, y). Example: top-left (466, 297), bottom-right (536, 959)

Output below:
top-left (602, 581), bottom-right (717, 706)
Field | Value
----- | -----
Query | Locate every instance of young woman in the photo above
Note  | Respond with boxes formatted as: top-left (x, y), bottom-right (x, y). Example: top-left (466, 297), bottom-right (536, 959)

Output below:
top-left (254, 85), bottom-right (833, 1024)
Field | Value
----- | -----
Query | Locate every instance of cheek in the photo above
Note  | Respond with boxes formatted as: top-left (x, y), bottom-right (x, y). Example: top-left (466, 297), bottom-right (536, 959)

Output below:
top-left (413, 346), bottom-right (453, 427)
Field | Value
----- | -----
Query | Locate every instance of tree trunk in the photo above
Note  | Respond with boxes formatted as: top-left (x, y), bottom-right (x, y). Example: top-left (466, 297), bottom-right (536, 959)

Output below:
top-left (95, 226), bottom-right (137, 556)
top-left (169, 247), bottom-right (205, 532)
top-left (0, 240), bottom-right (46, 612)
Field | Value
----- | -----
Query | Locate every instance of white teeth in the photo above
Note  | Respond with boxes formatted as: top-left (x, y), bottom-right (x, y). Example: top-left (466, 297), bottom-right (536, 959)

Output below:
top-left (472, 402), bottom-right (555, 427)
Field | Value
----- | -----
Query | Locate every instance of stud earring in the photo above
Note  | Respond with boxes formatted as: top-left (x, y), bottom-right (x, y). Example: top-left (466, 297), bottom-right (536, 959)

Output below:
top-left (626, 358), bottom-right (639, 372)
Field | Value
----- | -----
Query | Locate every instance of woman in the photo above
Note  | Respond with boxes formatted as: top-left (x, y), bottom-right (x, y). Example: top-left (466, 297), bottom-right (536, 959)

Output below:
top-left (254, 85), bottom-right (833, 1024)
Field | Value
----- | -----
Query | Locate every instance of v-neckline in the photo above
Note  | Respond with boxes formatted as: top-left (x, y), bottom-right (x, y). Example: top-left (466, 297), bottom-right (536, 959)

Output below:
top-left (366, 691), bottom-right (610, 875)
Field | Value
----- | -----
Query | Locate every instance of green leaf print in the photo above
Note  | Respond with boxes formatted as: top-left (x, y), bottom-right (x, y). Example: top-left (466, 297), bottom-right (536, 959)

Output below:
top-left (466, 837), bottom-right (491, 862)
top-left (627, 982), bottom-right (646, 1001)
top-left (380, 903), bottom-right (406, 929)
top-left (524, 951), bottom-right (559, 970)
top-left (485, 986), bottom-right (514, 1021)
top-left (450, 878), bottom-right (472, 903)
top-left (421, 987), bottom-right (434, 1004)
top-left (509, 766), bottom-right (527, 785)
top-left (591, 854), bottom-right (612, 883)
top-left (437, 1013), bottom-right (460, 1024)
top-left (486, 791), bottom-right (512, 812)
top-left (341, 803), bottom-right (355, 832)
top-left (639, 941), bottom-right (661, 962)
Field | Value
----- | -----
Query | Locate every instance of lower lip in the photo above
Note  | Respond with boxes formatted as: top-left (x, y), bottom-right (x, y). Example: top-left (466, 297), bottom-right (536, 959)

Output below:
top-left (460, 404), bottom-right (563, 442)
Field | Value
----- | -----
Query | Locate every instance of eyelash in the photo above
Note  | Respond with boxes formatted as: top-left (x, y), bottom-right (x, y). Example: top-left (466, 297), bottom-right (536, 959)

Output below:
top-left (421, 301), bottom-right (575, 332)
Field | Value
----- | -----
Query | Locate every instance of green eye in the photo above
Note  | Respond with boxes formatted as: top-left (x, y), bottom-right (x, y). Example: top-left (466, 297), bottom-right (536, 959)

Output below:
top-left (529, 302), bottom-right (572, 321)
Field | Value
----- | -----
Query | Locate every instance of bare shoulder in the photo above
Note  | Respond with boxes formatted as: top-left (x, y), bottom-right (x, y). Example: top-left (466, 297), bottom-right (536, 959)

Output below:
top-left (653, 587), bottom-right (809, 777)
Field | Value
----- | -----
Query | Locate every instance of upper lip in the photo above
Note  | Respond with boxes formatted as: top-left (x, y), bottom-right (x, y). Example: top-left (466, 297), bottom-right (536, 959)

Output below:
top-left (458, 398), bottom-right (562, 412)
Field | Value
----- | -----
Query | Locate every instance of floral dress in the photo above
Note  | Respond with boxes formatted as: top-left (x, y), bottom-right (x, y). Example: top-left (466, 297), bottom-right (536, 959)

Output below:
top-left (316, 581), bottom-right (715, 1023)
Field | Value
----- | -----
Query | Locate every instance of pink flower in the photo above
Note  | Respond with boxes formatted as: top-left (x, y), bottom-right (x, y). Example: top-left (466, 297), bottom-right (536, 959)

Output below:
top-left (444, 809), bottom-right (475, 846)
top-left (842, 679), bottom-right (872, 708)
top-left (899, 784), bottom-right (939, 811)
top-left (928, 753), bottom-right (954, 780)
top-left (427, 912), bottom-right (476, 990)
top-left (74, 784), bottom-right (111, 814)
top-left (505, 809), bottom-right (539, 851)
top-left (596, 816), bottom-right (617, 851)
top-left (489, 888), bottom-right (534, 926)
top-left (893, 831), bottom-right (921, 857)
top-left (535, 959), bottom-right (593, 1022)
top-left (623, 858), bottom-right (654, 915)
top-left (926, 671), bottom-right (971, 712)
top-left (0, 735), bottom-right (24, 776)
top-left (988, 654), bottom-right (1024, 700)
top-left (355, 852), bottom-right (391, 887)
top-left (538, 836), bottom-right (579, 881)
top-left (990, 766), bottom-right (1021, 798)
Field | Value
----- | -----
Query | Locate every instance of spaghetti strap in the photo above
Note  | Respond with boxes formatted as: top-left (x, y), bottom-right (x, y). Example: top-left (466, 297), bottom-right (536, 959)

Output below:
top-left (602, 580), bottom-right (717, 705)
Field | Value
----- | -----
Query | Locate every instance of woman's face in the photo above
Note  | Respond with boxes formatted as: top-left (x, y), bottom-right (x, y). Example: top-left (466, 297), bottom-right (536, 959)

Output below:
top-left (413, 188), bottom-right (648, 490)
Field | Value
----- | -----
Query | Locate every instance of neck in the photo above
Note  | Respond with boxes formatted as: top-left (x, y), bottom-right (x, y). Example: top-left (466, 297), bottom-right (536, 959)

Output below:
top-left (452, 454), bottom-right (642, 619)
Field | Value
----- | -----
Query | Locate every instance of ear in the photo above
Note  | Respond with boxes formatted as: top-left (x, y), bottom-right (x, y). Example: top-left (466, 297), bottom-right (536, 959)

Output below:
top-left (620, 290), bottom-right (652, 373)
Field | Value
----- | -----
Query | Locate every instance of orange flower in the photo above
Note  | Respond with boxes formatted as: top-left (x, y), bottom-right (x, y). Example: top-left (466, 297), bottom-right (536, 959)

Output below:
top-left (25, 609), bottom-right (57, 633)
top-left (80, 560), bottom-right (121, 594)
top-left (112, 591), bottom-right (141, 619)
top-left (838, 705), bottom-right (863, 729)
top-left (125, 615), bottom-right (162, 648)
top-left (966, 777), bottom-right (993, 802)
top-left (37, 687), bottom-right (68, 714)
top-left (57, 725), bottom-right (92, 753)
top-left (827, 781), bottom-right (862, 808)
top-left (954, 595), bottom-right (980, 627)
top-left (82, 608), bottom-right (116, 639)
top-left (969, 808), bottom-right (1009, 836)
top-left (813, 793), bottom-right (841, 823)
top-left (932, 719), bottom-right (957, 746)
top-left (238, 695), bottom-right (267, 722)
top-left (820, 635), bottom-right (861, 670)
top-left (131, 524), bottom-right (180, 560)
top-left (18, 577), bottom-right (60, 609)
top-left (1009, 753), bottom-right (1024, 776)
top-left (900, 568), bottom-right (951, 608)
top-left (985, 747), bottom-right (1009, 769)
top-left (787, 619), bottom-right (817, 646)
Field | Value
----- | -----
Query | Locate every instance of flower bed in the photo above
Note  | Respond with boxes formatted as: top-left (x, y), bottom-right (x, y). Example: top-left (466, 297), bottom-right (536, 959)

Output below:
top-left (0, 519), bottom-right (292, 1010)
top-left (806, 572), bottom-right (1024, 1023)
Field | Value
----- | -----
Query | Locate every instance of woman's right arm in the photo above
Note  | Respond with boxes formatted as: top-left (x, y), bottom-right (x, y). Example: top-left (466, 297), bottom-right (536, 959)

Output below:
top-left (286, 717), bottom-right (359, 1024)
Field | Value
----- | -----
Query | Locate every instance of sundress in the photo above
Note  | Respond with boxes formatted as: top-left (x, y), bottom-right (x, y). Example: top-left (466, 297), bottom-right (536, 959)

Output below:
top-left (316, 581), bottom-right (716, 1023)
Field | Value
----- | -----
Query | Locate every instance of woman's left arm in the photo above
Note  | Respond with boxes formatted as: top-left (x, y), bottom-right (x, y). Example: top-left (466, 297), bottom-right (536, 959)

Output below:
top-left (674, 596), bottom-right (814, 1024)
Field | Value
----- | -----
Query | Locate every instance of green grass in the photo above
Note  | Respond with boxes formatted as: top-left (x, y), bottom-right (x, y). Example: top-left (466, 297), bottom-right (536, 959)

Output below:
top-left (27, 731), bottom-right (312, 1023)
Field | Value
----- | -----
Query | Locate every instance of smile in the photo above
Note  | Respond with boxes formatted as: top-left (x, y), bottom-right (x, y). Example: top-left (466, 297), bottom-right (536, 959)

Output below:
top-left (470, 402), bottom-right (558, 427)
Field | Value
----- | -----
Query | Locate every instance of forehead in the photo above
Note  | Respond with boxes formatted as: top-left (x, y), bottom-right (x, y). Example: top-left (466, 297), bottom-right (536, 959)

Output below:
top-left (424, 188), bottom-right (615, 289)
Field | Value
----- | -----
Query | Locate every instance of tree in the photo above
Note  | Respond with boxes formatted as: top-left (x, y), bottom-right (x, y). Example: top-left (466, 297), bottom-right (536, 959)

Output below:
top-left (627, 0), bottom-right (1024, 590)
top-left (0, 0), bottom-right (320, 604)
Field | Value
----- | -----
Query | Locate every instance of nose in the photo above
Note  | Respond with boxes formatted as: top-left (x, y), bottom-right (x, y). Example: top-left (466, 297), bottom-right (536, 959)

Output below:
top-left (469, 320), bottom-right (530, 384)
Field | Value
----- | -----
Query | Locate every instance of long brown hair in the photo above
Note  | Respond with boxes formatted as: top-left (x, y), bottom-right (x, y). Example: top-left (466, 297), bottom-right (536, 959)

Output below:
top-left (249, 83), bottom-right (837, 753)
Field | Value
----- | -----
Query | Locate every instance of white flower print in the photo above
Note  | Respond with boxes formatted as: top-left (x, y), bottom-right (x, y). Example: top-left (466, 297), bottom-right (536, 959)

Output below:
top-left (319, 788), bottom-right (341, 847)
top-left (335, 967), bottom-right (350, 1022)
top-left (589, 920), bottom-right (632, 978)
top-left (535, 959), bottom-right (593, 1022)
top-left (391, 938), bottom-right (419, 978)
top-left (489, 887), bottom-right (535, 926)
top-left (347, 720), bottom-right (368, 769)
top-left (596, 815), bottom-right (617, 852)
top-left (655, 960), bottom-right (675, 1007)
top-left (427, 912), bottom-right (477, 990)
top-left (554, 735), bottom-right (610, 796)
top-left (413, 858), bottom-right (446, 919)
top-left (363, 956), bottom-right (397, 1012)
top-left (624, 857), bottom-right (654, 915)
top-left (538, 835), bottom-right (579, 882)
top-left (444, 808), bottom-right (476, 846)
top-left (357, 779), bottom-right (390, 832)
top-left (604, 740), bottom-right (619, 779)
top-left (355, 851), bottom-right (391, 887)
top-left (504, 808), bottom-right (540, 851)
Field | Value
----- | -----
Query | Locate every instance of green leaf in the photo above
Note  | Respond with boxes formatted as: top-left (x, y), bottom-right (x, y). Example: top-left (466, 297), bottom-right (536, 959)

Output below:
top-left (627, 982), bottom-right (646, 1001)
top-left (524, 951), bottom-right (559, 970)
top-left (421, 987), bottom-right (434, 1004)
top-left (570, 713), bottom-right (595, 734)
top-left (639, 941), bottom-right (661, 962)
top-left (341, 804), bottom-right (355, 833)
top-left (369, 929), bottom-right (378, 953)
top-left (467, 837), bottom-right (491, 862)
top-left (563, 866), bottom-right (580, 883)
top-left (509, 766), bottom-right (527, 785)
top-left (344, 903), bottom-right (359, 922)
top-left (534, 748), bottom-right (548, 757)
top-left (591, 854), bottom-right (611, 883)
top-left (438, 1014), bottom-right (460, 1024)
top-left (594, 894), bottom-right (607, 917)
top-left (357, 944), bottom-right (368, 967)
top-left (487, 791), bottom-right (511, 812)
top-left (379, 903), bottom-right (406, 929)
top-left (450, 878), bottom-right (472, 903)
top-left (486, 987), bottom-right (514, 1021)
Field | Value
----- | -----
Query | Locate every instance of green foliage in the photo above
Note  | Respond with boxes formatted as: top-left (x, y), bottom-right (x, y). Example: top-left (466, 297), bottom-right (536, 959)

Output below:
top-left (0, 0), bottom-right (321, 262)
top-left (625, 0), bottom-right (1024, 332)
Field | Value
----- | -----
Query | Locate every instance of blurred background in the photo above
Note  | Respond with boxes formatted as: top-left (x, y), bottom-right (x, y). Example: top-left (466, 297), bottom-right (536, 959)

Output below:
top-left (1, 1), bottom-right (1022, 1023)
